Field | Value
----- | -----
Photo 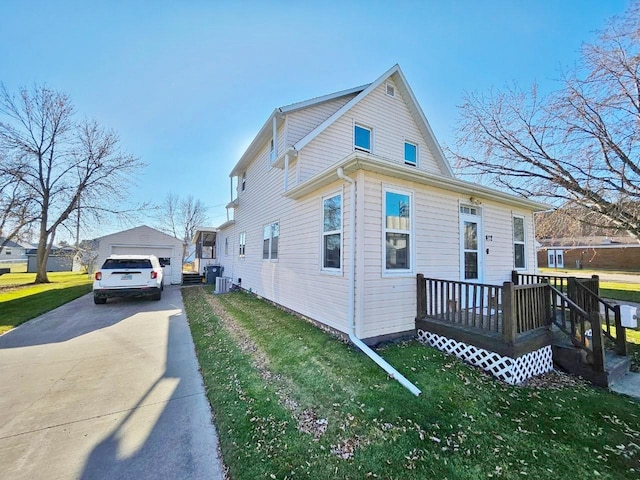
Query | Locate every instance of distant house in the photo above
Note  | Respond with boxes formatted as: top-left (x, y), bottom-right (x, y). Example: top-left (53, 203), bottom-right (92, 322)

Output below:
top-left (0, 238), bottom-right (34, 261)
top-left (537, 236), bottom-right (640, 270)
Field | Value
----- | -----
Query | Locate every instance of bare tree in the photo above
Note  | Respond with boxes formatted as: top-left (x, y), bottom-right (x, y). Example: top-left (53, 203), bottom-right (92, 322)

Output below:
top-left (0, 154), bottom-right (38, 250)
top-left (155, 193), bottom-right (208, 264)
top-left (453, 3), bottom-right (640, 239)
top-left (0, 84), bottom-right (144, 282)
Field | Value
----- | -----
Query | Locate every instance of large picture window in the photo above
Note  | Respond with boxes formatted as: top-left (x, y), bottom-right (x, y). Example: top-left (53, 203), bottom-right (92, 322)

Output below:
top-left (384, 190), bottom-right (411, 271)
top-left (513, 216), bottom-right (526, 269)
top-left (263, 222), bottom-right (279, 260)
top-left (322, 193), bottom-right (342, 270)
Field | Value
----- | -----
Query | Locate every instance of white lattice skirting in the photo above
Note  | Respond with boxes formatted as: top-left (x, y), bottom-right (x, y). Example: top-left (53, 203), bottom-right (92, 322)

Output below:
top-left (416, 329), bottom-right (553, 385)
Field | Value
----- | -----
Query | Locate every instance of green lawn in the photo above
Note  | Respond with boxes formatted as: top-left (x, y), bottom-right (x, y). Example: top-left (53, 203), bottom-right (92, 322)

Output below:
top-left (183, 288), bottom-right (640, 480)
top-left (0, 272), bottom-right (92, 334)
top-left (0, 261), bottom-right (27, 273)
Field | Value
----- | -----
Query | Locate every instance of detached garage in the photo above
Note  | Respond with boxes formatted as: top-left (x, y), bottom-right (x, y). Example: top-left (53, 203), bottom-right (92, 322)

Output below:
top-left (95, 225), bottom-right (183, 284)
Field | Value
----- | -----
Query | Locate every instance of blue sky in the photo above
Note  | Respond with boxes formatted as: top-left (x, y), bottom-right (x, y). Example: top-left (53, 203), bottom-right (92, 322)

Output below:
top-left (0, 0), bottom-right (630, 239)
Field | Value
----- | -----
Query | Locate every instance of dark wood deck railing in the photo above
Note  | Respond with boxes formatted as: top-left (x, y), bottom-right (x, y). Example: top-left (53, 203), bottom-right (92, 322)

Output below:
top-left (416, 275), bottom-right (551, 347)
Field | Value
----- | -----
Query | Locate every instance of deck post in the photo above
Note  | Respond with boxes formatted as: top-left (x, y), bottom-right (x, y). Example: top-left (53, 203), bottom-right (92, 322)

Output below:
top-left (613, 304), bottom-right (628, 356)
top-left (502, 281), bottom-right (516, 344)
top-left (416, 274), bottom-right (426, 321)
top-left (511, 270), bottom-right (519, 285)
top-left (590, 311), bottom-right (605, 373)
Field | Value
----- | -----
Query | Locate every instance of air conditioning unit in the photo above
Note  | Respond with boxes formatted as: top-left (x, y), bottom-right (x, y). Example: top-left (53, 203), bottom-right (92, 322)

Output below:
top-left (215, 276), bottom-right (230, 294)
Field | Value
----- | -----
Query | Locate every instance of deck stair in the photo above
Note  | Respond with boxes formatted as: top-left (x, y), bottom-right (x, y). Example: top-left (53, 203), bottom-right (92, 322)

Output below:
top-left (182, 272), bottom-right (203, 286)
top-left (515, 273), bottom-right (631, 388)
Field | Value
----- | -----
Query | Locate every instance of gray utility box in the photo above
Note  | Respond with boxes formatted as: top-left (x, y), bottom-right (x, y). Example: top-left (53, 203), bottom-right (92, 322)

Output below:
top-left (205, 265), bottom-right (223, 285)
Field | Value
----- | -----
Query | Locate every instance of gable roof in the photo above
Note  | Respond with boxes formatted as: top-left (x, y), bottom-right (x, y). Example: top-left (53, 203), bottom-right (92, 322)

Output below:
top-left (229, 84), bottom-right (369, 177)
top-left (0, 237), bottom-right (34, 249)
top-left (96, 225), bottom-right (183, 245)
top-left (293, 64), bottom-right (454, 176)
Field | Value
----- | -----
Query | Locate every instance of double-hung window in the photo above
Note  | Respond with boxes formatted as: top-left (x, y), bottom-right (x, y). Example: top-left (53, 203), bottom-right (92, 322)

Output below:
top-left (322, 193), bottom-right (342, 270)
top-left (404, 141), bottom-right (417, 166)
top-left (239, 232), bottom-right (246, 258)
top-left (513, 216), bottom-right (526, 269)
top-left (241, 172), bottom-right (246, 191)
top-left (384, 190), bottom-right (411, 271)
top-left (224, 238), bottom-right (229, 256)
top-left (354, 124), bottom-right (371, 152)
top-left (263, 222), bottom-right (279, 260)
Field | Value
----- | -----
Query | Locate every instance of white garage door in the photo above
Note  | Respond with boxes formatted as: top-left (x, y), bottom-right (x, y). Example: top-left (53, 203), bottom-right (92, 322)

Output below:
top-left (110, 246), bottom-right (175, 283)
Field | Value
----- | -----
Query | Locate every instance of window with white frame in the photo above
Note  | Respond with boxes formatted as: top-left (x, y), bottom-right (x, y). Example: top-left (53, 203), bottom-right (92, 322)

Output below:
top-left (224, 237), bottom-right (229, 256)
top-left (262, 222), bottom-right (279, 260)
top-left (404, 141), bottom-right (417, 166)
top-left (384, 190), bottom-right (411, 271)
top-left (354, 124), bottom-right (371, 152)
top-left (5, 248), bottom-right (11, 255)
top-left (241, 172), bottom-right (246, 191)
top-left (322, 193), bottom-right (341, 269)
top-left (239, 232), bottom-right (246, 258)
top-left (513, 216), bottom-right (526, 269)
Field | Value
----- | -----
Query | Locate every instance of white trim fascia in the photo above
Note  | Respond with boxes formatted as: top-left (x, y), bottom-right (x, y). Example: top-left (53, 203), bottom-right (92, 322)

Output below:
top-left (294, 64), bottom-right (401, 152)
top-left (217, 219), bottom-right (236, 230)
top-left (284, 152), bottom-right (549, 211)
top-left (355, 170), bottom-right (366, 338)
top-left (230, 108), bottom-right (281, 177)
top-left (226, 198), bottom-right (239, 209)
top-left (279, 84), bottom-right (369, 113)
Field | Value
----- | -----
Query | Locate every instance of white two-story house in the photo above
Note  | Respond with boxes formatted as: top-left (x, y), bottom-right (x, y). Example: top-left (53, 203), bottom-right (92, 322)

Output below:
top-left (215, 64), bottom-right (546, 345)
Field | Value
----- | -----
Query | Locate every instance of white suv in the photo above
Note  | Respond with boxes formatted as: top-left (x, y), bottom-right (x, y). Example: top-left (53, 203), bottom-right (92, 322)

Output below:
top-left (93, 254), bottom-right (164, 304)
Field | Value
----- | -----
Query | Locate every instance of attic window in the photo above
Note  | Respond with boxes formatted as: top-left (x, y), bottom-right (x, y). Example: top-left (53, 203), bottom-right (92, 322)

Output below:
top-left (386, 83), bottom-right (395, 97)
top-left (354, 124), bottom-right (372, 152)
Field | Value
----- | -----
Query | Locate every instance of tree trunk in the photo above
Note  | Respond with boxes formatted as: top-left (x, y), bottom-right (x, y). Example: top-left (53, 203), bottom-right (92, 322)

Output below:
top-left (34, 218), bottom-right (50, 283)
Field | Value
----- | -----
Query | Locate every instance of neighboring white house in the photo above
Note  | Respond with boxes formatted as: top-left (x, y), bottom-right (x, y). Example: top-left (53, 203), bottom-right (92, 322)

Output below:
top-left (94, 225), bottom-right (184, 284)
top-left (215, 64), bottom-right (547, 344)
top-left (0, 238), bottom-right (34, 261)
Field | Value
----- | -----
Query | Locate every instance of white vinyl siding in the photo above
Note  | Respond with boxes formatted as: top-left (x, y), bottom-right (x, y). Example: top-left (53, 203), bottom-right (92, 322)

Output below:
top-left (287, 94), bottom-right (357, 146)
top-left (299, 78), bottom-right (442, 182)
top-left (216, 132), bottom-right (351, 335)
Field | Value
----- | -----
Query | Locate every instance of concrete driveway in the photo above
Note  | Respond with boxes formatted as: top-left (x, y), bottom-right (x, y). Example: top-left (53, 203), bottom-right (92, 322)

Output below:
top-left (0, 286), bottom-right (225, 479)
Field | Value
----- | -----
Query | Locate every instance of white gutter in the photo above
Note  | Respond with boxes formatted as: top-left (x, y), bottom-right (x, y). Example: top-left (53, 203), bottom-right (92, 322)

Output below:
top-left (336, 167), bottom-right (421, 396)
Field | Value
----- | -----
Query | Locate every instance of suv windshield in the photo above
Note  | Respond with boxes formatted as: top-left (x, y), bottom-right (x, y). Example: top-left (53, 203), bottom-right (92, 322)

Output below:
top-left (102, 259), bottom-right (153, 269)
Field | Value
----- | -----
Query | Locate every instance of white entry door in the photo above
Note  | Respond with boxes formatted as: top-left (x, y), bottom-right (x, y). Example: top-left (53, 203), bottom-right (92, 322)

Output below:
top-left (460, 206), bottom-right (484, 283)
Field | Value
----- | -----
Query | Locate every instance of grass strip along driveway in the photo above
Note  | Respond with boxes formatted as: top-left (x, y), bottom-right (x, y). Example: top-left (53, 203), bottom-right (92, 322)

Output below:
top-left (184, 288), bottom-right (640, 480)
top-left (0, 272), bottom-right (92, 334)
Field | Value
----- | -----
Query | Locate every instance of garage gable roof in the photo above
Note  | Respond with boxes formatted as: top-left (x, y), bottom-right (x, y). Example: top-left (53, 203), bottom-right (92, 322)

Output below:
top-left (96, 225), bottom-right (183, 245)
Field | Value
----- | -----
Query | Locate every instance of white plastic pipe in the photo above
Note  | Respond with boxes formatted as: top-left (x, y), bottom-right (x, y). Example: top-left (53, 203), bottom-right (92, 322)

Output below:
top-left (284, 152), bottom-right (289, 192)
top-left (336, 167), bottom-right (421, 396)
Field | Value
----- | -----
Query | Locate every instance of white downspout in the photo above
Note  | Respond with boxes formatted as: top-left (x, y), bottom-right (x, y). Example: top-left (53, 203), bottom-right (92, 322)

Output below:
top-left (284, 152), bottom-right (289, 192)
top-left (336, 167), bottom-right (421, 396)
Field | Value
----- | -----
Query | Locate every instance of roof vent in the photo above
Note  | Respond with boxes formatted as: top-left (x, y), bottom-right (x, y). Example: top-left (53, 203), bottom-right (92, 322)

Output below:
top-left (386, 83), bottom-right (395, 97)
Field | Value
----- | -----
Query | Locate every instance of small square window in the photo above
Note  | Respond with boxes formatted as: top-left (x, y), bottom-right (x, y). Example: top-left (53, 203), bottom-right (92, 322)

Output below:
top-left (386, 83), bottom-right (395, 97)
top-left (354, 125), bottom-right (371, 152)
top-left (404, 142), bottom-right (417, 166)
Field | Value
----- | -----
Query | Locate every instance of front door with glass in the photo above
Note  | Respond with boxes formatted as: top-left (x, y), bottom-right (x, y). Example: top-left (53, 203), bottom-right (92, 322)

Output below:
top-left (460, 206), bottom-right (483, 283)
